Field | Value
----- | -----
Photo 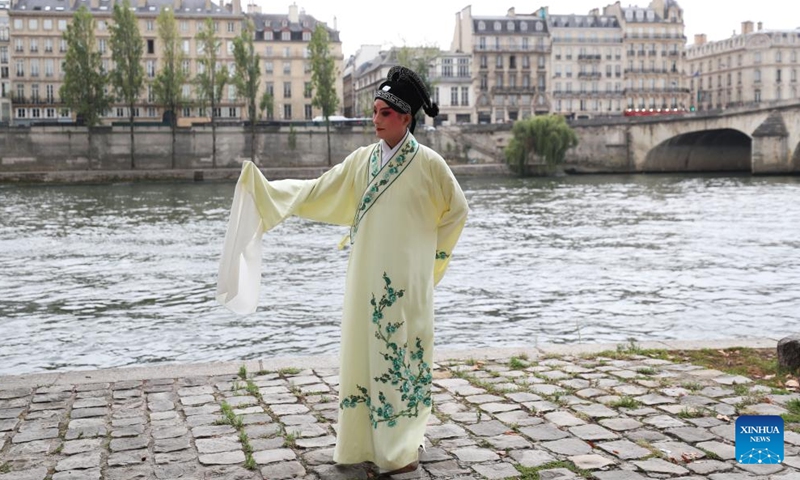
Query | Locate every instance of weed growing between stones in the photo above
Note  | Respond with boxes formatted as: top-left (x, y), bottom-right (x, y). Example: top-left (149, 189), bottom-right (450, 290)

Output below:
top-left (698, 447), bottom-right (722, 461)
top-left (0, 462), bottom-right (10, 473)
top-left (217, 400), bottom-right (256, 469)
top-left (677, 407), bottom-right (707, 419)
top-left (513, 460), bottom-right (591, 479)
top-left (609, 396), bottom-right (640, 409)
top-left (509, 357), bottom-right (528, 370)
top-left (782, 398), bottom-right (800, 424)
top-left (238, 365), bottom-right (248, 380)
top-left (278, 367), bottom-right (302, 376)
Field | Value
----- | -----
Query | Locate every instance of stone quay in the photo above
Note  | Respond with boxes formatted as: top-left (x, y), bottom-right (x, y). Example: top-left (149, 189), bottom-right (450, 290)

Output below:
top-left (1, 338), bottom-right (798, 479)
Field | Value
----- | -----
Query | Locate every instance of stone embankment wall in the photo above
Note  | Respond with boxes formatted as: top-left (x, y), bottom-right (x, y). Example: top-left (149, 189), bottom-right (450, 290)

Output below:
top-left (0, 123), bottom-right (624, 177)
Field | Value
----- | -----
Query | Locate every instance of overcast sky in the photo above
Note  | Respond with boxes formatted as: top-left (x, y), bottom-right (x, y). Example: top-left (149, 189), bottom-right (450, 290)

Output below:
top-left (254, 0), bottom-right (800, 58)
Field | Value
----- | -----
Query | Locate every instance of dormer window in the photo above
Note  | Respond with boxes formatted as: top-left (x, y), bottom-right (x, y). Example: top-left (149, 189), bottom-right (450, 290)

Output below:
top-left (493, 21), bottom-right (501, 31)
top-left (478, 21), bottom-right (485, 31)
top-left (520, 21), bottom-right (527, 31)
top-left (281, 31), bottom-right (290, 41)
top-left (507, 21), bottom-right (514, 31)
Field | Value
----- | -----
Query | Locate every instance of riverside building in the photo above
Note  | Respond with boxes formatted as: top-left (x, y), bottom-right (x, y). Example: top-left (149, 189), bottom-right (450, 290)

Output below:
top-left (247, 3), bottom-right (342, 122)
top-left (687, 21), bottom-right (800, 111)
top-left (7, 0), bottom-right (243, 125)
top-left (1, 0), bottom-right (10, 123)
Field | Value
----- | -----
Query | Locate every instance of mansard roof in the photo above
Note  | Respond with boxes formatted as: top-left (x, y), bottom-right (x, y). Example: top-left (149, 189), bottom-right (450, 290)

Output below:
top-left (11, 0), bottom-right (237, 16)
top-left (249, 12), bottom-right (339, 42)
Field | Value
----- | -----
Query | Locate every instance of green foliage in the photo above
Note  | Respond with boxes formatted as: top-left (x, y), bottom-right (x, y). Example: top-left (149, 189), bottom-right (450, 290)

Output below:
top-left (153, 6), bottom-right (186, 168)
top-left (504, 115), bottom-right (578, 175)
top-left (60, 6), bottom-right (110, 129)
top-left (238, 364), bottom-right (247, 379)
top-left (259, 91), bottom-right (274, 120)
top-left (288, 125), bottom-right (297, 150)
top-left (308, 25), bottom-right (339, 119)
top-left (308, 24), bottom-right (339, 165)
top-left (782, 399), bottom-right (800, 424)
top-left (109, 0), bottom-right (144, 168)
top-left (233, 20), bottom-right (261, 163)
top-left (195, 18), bottom-right (228, 167)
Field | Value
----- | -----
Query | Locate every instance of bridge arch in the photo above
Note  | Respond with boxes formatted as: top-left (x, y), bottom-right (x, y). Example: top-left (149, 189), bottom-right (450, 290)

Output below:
top-left (641, 128), bottom-right (752, 172)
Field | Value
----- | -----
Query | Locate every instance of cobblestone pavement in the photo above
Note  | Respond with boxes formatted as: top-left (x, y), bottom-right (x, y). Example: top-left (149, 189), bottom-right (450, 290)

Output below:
top-left (1, 348), bottom-right (799, 480)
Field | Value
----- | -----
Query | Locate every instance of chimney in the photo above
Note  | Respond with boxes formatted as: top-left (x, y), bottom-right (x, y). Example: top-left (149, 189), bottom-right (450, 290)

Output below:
top-left (694, 33), bottom-right (706, 45)
top-left (173, 0), bottom-right (180, 12)
top-left (333, 15), bottom-right (337, 31)
top-left (204, 0), bottom-right (210, 11)
top-left (589, 8), bottom-right (599, 15)
top-left (137, 0), bottom-right (146, 9)
top-left (507, 7), bottom-right (515, 17)
top-left (741, 21), bottom-right (753, 35)
top-left (90, 0), bottom-right (99, 9)
top-left (246, 2), bottom-right (260, 13)
top-left (757, 21), bottom-right (763, 31)
top-left (288, 2), bottom-right (298, 23)
top-left (231, 0), bottom-right (239, 13)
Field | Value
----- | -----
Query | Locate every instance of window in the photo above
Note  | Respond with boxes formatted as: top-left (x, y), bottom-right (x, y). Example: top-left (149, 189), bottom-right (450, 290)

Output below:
top-left (44, 59), bottom-right (54, 78)
top-left (755, 69), bottom-right (761, 83)
top-left (15, 39), bottom-right (22, 53)
top-left (265, 61), bottom-right (273, 74)
top-left (45, 39), bottom-right (53, 53)
top-left (461, 87), bottom-right (469, 106)
top-left (302, 31), bottom-right (311, 41)
top-left (46, 108), bottom-right (56, 118)
top-left (182, 84), bottom-right (191, 98)
top-left (304, 82), bottom-right (312, 98)
top-left (227, 21), bottom-right (235, 33)
top-left (60, 39), bottom-right (67, 53)
top-left (182, 59), bottom-right (190, 75)
top-left (58, 20), bottom-right (67, 31)
top-left (147, 39), bottom-right (155, 54)
top-left (496, 56), bottom-right (503, 68)
top-left (28, 19), bottom-right (38, 30)
top-left (755, 89), bottom-right (761, 102)
top-left (283, 47), bottom-right (290, 58)
top-left (281, 31), bottom-right (290, 41)
top-left (227, 41), bottom-right (234, 55)
top-left (304, 104), bottom-right (312, 119)
top-left (283, 104), bottom-right (291, 119)
top-left (283, 62), bottom-right (291, 74)
top-left (228, 85), bottom-right (236, 100)
top-left (147, 20), bottom-right (154, 31)
top-left (181, 21), bottom-right (188, 32)
top-left (31, 84), bottom-right (39, 102)
top-left (98, 39), bottom-right (105, 54)
top-left (13, 19), bottom-right (23, 30)
top-left (182, 40), bottom-right (190, 54)
top-left (15, 59), bottom-right (23, 77)
top-left (450, 87), bottom-right (458, 106)
top-left (147, 60), bottom-right (156, 78)
top-left (43, 19), bottom-right (53, 30)
top-left (283, 81), bottom-right (291, 98)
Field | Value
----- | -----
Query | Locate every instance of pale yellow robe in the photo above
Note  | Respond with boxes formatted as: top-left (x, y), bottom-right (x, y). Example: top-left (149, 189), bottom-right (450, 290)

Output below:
top-left (217, 133), bottom-right (468, 470)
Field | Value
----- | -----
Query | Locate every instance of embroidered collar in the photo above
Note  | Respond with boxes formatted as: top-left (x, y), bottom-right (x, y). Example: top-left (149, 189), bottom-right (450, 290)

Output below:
top-left (351, 134), bottom-right (419, 244)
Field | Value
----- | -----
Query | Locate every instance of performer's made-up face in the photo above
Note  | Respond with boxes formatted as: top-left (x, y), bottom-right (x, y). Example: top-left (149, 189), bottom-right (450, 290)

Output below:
top-left (373, 99), bottom-right (411, 147)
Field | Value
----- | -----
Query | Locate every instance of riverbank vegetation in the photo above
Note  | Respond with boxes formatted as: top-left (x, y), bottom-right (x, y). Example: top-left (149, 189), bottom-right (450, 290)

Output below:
top-left (504, 115), bottom-right (578, 176)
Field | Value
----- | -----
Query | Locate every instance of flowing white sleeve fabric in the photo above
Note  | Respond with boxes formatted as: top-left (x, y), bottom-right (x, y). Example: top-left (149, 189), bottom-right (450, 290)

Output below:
top-left (216, 161), bottom-right (314, 314)
top-left (216, 157), bottom-right (360, 314)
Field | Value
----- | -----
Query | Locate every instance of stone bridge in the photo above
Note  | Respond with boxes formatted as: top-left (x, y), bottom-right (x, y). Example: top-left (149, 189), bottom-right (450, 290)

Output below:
top-left (567, 101), bottom-right (800, 174)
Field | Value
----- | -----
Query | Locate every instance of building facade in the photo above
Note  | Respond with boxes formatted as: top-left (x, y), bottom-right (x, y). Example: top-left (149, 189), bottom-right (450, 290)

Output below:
top-left (603, 0), bottom-right (689, 110)
top-left (429, 50), bottom-right (472, 125)
top-left (687, 22), bottom-right (800, 111)
top-left (541, 9), bottom-right (625, 118)
top-left (8, 0), bottom-right (244, 125)
top-left (1, 0), bottom-right (11, 123)
top-left (249, 3), bottom-right (343, 122)
top-left (452, 6), bottom-right (551, 124)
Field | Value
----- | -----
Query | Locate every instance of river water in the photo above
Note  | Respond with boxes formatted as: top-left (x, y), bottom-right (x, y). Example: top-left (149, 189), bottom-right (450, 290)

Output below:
top-left (1, 174), bottom-right (799, 376)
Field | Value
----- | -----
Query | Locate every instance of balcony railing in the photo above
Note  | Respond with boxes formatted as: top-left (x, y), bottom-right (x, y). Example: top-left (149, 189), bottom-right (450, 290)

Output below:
top-left (475, 44), bottom-right (550, 53)
top-left (578, 72), bottom-right (602, 78)
top-left (577, 54), bottom-right (602, 62)
top-left (623, 87), bottom-right (691, 94)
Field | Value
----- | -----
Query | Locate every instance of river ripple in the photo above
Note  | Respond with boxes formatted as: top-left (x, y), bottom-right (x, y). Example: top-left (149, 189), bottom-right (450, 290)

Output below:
top-left (1, 174), bottom-right (799, 375)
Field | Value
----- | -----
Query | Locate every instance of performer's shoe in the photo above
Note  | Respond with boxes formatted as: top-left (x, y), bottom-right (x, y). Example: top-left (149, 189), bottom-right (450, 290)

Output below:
top-left (378, 461), bottom-right (419, 477)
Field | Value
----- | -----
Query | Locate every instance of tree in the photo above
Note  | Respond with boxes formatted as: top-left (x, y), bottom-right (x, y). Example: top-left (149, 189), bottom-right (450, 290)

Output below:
top-left (232, 20), bottom-right (260, 164)
top-left (195, 18), bottom-right (228, 168)
top-left (61, 5), bottom-right (110, 168)
top-left (308, 24), bottom-right (339, 166)
top-left (259, 91), bottom-right (274, 120)
top-left (109, 0), bottom-right (144, 169)
top-left (153, 7), bottom-right (186, 169)
top-left (504, 115), bottom-right (579, 176)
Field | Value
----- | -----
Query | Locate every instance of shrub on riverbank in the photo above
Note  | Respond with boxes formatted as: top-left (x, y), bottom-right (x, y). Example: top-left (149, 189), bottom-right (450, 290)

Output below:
top-left (505, 115), bottom-right (578, 176)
